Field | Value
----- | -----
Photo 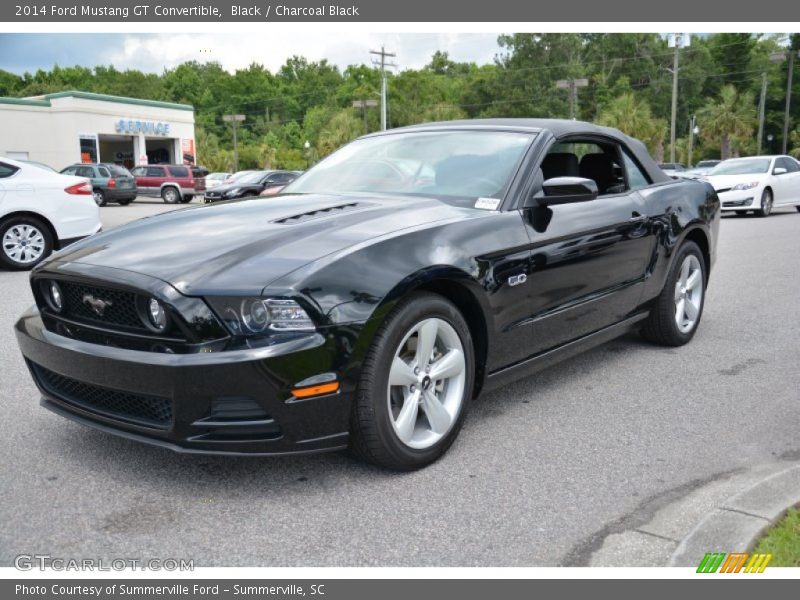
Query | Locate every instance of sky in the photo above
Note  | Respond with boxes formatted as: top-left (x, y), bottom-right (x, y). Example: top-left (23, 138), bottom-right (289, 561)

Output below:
top-left (0, 33), bottom-right (503, 75)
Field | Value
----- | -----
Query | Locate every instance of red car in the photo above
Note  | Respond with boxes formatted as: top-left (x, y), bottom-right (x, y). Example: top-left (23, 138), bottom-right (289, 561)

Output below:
top-left (130, 164), bottom-right (206, 204)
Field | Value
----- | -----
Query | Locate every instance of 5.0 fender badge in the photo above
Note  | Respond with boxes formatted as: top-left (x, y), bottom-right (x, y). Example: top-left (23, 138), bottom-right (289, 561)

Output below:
top-left (508, 274), bottom-right (527, 287)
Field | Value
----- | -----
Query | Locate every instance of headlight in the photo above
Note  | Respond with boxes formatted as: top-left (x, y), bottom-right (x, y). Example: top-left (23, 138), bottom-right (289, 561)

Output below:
top-left (147, 298), bottom-right (168, 331)
top-left (732, 181), bottom-right (759, 191)
top-left (206, 297), bottom-right (315, 336)
top-left (224, 188), bottom-right (242, 197)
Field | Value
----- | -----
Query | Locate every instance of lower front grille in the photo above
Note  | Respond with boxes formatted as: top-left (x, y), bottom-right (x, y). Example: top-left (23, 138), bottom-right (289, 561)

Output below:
top-left (30, 363), bottom-right (173, 429)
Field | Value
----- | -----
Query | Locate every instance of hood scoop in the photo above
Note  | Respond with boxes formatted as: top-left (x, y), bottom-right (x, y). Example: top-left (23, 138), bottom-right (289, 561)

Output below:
top-left (273, 202), bottom-right (367, 224)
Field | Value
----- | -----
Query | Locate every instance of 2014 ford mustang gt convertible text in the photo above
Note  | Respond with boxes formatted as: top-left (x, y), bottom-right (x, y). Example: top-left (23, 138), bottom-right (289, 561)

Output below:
top-left (14, 119), bottom-right (720, 470)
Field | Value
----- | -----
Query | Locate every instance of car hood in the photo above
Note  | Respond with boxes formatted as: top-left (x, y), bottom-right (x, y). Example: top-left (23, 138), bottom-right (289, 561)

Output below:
top-left (704, 174), bottom-right (766, 190)
top-left (49, 193), bottom-right (476, 295)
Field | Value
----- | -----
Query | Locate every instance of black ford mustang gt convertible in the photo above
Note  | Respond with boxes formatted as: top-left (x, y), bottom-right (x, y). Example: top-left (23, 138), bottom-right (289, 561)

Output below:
top-left (15, 119), bottom-right (720, 470)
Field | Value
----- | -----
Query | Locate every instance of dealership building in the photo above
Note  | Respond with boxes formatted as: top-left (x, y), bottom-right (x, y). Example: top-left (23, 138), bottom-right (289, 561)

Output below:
top-left (0, 91), bottom-right (196, 170)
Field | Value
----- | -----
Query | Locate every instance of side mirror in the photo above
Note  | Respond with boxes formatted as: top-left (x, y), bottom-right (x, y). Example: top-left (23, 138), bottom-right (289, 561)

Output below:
top-left (773, 167), bottom-right (788, 175)
top-left (527, 176), bottom-right (599, 207)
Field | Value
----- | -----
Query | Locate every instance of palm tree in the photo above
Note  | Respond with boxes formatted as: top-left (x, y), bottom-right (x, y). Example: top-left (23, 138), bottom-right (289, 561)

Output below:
top-left (697, 85), bottom-right (756, 160)
top-left (598, 92), bottom-right (665, 159)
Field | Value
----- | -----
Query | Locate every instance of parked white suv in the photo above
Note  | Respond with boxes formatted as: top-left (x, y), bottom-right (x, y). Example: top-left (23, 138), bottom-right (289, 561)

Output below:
top-left (0, 157), bottom-right (102, 270)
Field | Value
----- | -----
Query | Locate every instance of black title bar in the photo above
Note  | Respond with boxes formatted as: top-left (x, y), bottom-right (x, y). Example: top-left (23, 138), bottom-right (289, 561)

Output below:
top-left (2, 0), bottom-right (800, 22)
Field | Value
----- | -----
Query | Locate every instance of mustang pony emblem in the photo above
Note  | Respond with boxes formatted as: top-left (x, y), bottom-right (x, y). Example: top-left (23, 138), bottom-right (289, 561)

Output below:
top-left (82, 294), bottom-right (113, 317)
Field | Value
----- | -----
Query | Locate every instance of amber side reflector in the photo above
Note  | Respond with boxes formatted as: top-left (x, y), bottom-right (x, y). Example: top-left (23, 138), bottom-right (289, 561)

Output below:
top-left (291, 381), bottom-right (340, 399)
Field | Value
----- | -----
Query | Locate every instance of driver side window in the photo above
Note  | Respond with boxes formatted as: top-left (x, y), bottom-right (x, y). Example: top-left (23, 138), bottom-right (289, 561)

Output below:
top-left (541, 140), bottom-right (627, 196)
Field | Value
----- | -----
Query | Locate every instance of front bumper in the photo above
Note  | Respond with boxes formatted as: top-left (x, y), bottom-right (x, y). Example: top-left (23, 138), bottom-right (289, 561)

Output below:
top-left (718, 189), bottom-right (758, 210)
top-left (15, 306), bottom-right (354, 455)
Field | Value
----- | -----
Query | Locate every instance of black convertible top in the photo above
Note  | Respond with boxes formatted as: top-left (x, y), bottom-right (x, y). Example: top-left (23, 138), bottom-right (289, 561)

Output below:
top-left (384, 118), bottom-right (671, 185)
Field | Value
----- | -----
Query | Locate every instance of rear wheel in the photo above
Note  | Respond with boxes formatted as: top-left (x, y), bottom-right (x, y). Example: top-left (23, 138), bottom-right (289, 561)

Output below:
top-left (92, 189), bottom-right (107, 207)
top-left (350, 293), bottom-right (474, 470)
top-left (161, 187), bottom-right (180, 204)
top-left (796, 205), bottom-right (800, 213)
top-left (756, 188), bottom-right (773, 217)
top-left (0, 216), bottom-right (53, 270)
top-left (641, 241), bottom-right (706, 346)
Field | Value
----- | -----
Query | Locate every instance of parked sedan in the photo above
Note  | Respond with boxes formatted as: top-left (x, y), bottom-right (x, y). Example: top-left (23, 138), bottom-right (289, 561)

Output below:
top-left (203, 170), bottom-right (299, 203)
top-left (1, 157), bottom-right (101, 270)
top-left (61, 163), bottom-right (137, 206)
top-left (14, 119), bottom-right (719, 469)
top-left (204, 172), bottom-right (231, 189)
top-left (704, 155), bottom-right (800, 216)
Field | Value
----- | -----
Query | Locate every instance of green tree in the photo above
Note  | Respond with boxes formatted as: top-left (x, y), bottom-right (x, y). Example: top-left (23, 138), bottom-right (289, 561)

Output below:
top-left (697, 84), bottom-right (757, 159)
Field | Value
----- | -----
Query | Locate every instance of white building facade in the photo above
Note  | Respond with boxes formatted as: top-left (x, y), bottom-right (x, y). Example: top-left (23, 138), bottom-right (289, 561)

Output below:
top-left (0, 91), bottom-right (196, 170)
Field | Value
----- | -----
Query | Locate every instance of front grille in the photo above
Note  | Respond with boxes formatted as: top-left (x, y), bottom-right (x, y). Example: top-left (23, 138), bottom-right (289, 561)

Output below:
top-left (57, 281), bottom-right (146, 331)
top-left (31, 363), bottom-right (173, 429)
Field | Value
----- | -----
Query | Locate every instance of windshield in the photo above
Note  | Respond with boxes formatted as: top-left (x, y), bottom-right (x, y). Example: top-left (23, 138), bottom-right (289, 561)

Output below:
top-left (235, 171), bottom-right (269, 185)
top-left (709, 159), bottom-right (771, 176)
top-left (284, 130), bottom-right (534, 206)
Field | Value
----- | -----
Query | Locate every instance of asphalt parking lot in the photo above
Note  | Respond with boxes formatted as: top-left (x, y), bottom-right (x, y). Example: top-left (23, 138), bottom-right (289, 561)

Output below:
top-left (1, 199), bottom-right (799, 567)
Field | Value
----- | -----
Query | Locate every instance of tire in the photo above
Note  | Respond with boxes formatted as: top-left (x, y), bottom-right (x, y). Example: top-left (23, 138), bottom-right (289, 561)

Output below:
top-left (755, 188), bottom-right (773, 217)
top-left (735, 210), bottom-right (748, 216)
top-left (92, 189), bottom-right (107, 207)
top-left (161, 187), bottom-right (180, 204)
top-left (796, 206), bottom-right (800, 213)
top-left (116, 197), bottom-right (134, 206)
top-left (350, 292), bottom-right (475, 470)
top-left (179, 194), bottom-right (193, 204)
top-left (640, 240), bottom-right (706, 347)
top-left (0, 216), bottom-right (54, 270)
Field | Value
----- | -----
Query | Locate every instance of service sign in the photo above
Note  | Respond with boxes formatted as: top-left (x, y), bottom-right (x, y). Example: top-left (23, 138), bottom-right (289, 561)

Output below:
top-left (114, 119), bottom-right (171, 136)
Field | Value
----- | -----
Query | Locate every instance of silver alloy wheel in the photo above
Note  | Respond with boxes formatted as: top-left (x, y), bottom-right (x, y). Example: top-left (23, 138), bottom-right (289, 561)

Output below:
top-left (93, 190), bottom-right (105, 206)
top-left (2, 224), bottom-right (46, 265)
top-left (761, 189), bottom-right (773, 216)
top-left (674, 254), bottom-right (703, 334)
top-left (163, 188), bottom-right (179, 203)
top-left (387, 317), bottom-right (467, 450)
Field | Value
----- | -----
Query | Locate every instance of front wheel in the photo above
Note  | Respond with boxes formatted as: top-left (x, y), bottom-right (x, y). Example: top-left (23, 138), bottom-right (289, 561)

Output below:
top-left (350, 292), bottom-right (474, 470)
top-left (641, 241), bottom-right (706, 346)
top-left (756, 188), bottom-right (773, 217)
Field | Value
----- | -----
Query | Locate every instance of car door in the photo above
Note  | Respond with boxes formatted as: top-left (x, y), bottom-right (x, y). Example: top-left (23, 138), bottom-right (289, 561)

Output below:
top-left (772, 156), bottom-right (798, 206)
top-left (782, 157), bottom-right (800, 203)
top-left (518, 136), bottom-right (655, 355)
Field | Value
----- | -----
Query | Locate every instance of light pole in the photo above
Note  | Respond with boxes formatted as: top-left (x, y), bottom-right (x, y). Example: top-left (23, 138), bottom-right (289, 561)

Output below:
top-left (222, 114), bottom-right (246, 172)
top-left (303, 140), bottom-right (311, 169)
top-left (770, 50), bottom-right (799, 154)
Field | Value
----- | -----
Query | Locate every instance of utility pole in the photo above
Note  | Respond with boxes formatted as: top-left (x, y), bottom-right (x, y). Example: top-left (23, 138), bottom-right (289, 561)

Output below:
top-left (556, 78), bottom-right (589, 119)
top-left (757, 72), bottom-right (768, 153)
top-left (668, 33), bottom-right (689, 164)
top-left (687, 114), bottom-right (697, 167)
top-left (783, 51), bottom-right (795, 154)
top-left (770, 49), bottom-right (798, 154)
top-left (352, 99), bottom-right (378, 134)
top-left (370, 46), bottom-right (396, 131)
top-left (222, 114), bottom-right (246, 172)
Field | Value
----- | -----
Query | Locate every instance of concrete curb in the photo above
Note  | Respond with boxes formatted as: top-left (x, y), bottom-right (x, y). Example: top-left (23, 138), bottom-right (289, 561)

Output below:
top-left (669, 464), bottom-right (800, 566)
